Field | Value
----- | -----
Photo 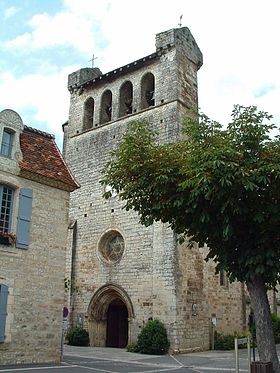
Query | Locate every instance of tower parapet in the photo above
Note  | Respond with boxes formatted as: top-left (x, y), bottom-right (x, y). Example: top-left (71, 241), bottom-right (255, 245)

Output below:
top-left (68, 67), bottom-right (102, 92)
top-left (156, 27), bottom-right (203, 69)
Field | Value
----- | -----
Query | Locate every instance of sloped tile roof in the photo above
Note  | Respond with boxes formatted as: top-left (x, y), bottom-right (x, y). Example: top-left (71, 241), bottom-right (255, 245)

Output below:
top-left (19, 126), bottom-right (79, 192)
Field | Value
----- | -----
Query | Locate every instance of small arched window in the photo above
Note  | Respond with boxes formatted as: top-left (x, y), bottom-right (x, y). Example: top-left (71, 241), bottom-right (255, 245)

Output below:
top-left (119, 81), bottom-right (133, 118)
top-left (141, 72), bottom-right (155, 109)
top-left (83, 97), bottom-right (94, 130)
top-left (100, 90), bottom-right (113, 124)
top-left (0, 128), bottom-right (14, 158)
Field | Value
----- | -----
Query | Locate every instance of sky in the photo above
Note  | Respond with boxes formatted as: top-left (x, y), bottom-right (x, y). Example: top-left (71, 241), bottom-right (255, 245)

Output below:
top-left (0, 0), bottom-right (279, 149)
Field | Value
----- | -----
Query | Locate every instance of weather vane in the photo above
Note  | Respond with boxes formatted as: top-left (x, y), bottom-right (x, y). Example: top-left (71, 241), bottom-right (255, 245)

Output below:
top-left (88, 53), bottom-right (98, 68)
top-left (178, 14), bottom-right (183, 27)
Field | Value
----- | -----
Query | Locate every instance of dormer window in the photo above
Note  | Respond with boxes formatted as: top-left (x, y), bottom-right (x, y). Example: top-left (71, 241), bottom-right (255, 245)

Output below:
top-left (1, 129), bottom-right (13, 158)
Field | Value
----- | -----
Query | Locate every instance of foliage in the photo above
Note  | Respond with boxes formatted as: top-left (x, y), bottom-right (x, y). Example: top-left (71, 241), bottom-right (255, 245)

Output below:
top-left (214, 331), bottom-right (249, 350)
top-left (0, 231), bottom-right (16, 244)
top-left (137, 319), bottom-right (170, 355)
top-left (126, 343), bottom-right (140, 352)
top-left (64, 277), bottom-right (71, 290)
top-left (214, 332), bottom-right (235, 350)
top-left (102, 106), bottom-right (280, 286)
top-left (271, 313), bottom-right (280, 343)
top-left (66, 327), bottom-right (89, 346)
top-left (101, 105), bottom-right (280, 369)
top-left (64, 277), bottom-right (80, 294)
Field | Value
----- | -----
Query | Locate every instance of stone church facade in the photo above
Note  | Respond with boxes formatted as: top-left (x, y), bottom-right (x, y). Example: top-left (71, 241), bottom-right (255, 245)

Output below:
top-left (63, 27), bottom-right (249, 352)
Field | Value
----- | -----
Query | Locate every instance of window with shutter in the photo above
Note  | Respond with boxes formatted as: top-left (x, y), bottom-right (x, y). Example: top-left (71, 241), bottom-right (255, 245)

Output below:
top-left (16, 188), bottom-right (33, 249)
top-left (0, 284), bottom-right (8, 343)
top-left (0, 185), bottom-right (14, 233)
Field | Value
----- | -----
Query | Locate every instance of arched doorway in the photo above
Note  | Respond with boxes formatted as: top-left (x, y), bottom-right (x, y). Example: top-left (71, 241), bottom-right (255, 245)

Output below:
top-left (87, 284), bottom-right (134, 348)
top-left (106, 298), bottom-right (128, 347)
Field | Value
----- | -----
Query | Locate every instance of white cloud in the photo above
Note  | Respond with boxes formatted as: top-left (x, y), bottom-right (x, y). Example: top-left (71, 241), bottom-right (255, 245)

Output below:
top-left (6, 33), bottom-right (31, 48)
top-left (0, 66), bottom-right (79, 147)
top-left (4, 6), bottom-right (19, 19)
top-left (5, 9), bottom-right (96, 53)
top-left (2, 0), bottom-right (279, 146)
top-left (4, 0), bottom-right (189, 66)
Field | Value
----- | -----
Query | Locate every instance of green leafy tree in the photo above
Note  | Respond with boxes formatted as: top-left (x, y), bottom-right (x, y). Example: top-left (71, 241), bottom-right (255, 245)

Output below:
top-left (102, 105), bottom-right (280, 371)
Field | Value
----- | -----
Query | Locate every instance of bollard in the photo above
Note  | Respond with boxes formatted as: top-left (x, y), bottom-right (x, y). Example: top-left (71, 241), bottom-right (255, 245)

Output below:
top-left (235, 338), bottom-right (239, 373)
top-left (247, 336), bottom-right (251, 373)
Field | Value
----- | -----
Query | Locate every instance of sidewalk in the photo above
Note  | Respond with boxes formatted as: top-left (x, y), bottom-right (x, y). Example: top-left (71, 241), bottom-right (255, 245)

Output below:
top-left (63, 344), bottom-right (255, 371)
top-left (64, 345), bottom-right (156, 362)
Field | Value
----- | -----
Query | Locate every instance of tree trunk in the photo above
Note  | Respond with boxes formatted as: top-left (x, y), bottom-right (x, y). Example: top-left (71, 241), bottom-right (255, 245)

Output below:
top-left (246, 275), bottom-right (280, 373)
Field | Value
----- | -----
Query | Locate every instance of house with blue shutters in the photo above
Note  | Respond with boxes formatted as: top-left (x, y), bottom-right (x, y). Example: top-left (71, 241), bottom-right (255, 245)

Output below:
top-left (0, 109), bottom-right (78, 365)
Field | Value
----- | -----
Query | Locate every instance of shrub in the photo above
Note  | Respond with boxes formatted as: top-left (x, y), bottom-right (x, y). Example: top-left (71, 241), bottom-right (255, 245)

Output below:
top-left (214, 332), bottom-right (235, 350)
top-left (126, 343), bottom-right (140, 352)
top-left (137, 319), bottom-right (170, 355)
top-left (214, 313), bottom-right (280, 350)
top-left (66, 327), bottom-right (89, 346)
top-left (271, 313), bottom-right (280, 343)
top-left (214, 331), bottom-right (248, 350)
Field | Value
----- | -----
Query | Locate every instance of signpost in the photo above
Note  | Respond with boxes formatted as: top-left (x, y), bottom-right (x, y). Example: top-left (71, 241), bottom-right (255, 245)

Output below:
top-left (63, 306), bottom-right (69, 318)
top-left (235, 336), bottom-right (251, 373)
top-left (211, 317), bottom-right (217, 350)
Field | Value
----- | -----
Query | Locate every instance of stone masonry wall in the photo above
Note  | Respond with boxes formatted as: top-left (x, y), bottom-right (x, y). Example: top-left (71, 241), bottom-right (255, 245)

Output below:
top-left (174, 242), bottom-right (210, 352)
top-left (64, 30), bottom-right (203, 350)
top-left (64, 27), bottom-right (246, 351)
top-left (0, 170), bottom-right (70, 365)
top-left (65, 107), bottom-right (178, 345)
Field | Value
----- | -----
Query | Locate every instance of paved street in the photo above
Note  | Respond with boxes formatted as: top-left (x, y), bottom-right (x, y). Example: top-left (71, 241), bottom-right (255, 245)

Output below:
top-left (0, 344), bottom-right (257, 373)
top-left (63, 345), bottom-right (253, 373)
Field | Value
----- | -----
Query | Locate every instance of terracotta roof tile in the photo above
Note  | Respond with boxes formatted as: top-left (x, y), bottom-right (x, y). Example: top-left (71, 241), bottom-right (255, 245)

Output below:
top-left (19, 126), bottom-right (79, 191)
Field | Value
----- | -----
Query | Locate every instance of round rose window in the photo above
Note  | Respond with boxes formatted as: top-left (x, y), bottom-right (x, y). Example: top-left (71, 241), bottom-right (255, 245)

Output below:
top-left (98, 230), bottom-right (125, 264)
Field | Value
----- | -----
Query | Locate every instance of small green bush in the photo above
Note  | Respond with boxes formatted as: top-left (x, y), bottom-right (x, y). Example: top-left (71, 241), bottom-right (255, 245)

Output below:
top-left (137, 319), bottom-right (170, 355)
top-left (214, 331), bottom-right (248, 350)
top-left (271, 313), bottom-right (280, 343)
top-left (66, 327), bottom-right (89, 346)
top-left (126, 343), bottom-right (139, 352)
top-left (214, 313), bottom-right (280, 350)
top-left (214, 332), bottom-right (235, 350)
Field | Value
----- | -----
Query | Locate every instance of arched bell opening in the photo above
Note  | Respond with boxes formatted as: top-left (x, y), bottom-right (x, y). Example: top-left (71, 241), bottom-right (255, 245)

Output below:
top-left (100, 90), bottom-right (112, 124)
top-left (119, 81), bottom-right (133, 117)
top-left (140, 72), bottom-right (155, 109)
top-left (83, 97), bottom-right (94, 130)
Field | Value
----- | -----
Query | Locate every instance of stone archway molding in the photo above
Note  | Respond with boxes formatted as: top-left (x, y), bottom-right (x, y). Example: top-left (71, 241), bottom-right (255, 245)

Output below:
top-left (87, 283), bottom-right (134, 347)
top-left (88, 283), bottom-right (134, 321)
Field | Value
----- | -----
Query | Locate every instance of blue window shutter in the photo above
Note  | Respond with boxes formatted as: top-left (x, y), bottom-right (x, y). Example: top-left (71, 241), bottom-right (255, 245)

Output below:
top-left (0, 284), bottom-right (8, 343)
top-left (16, 188), bottom-right (33, 249)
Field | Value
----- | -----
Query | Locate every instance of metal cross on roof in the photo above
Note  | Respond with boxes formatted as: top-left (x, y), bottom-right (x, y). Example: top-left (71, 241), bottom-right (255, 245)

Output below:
top-left (178, 14), bottom-right (183, 27)
top-left (88, 53), bottom-right (98, 68)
